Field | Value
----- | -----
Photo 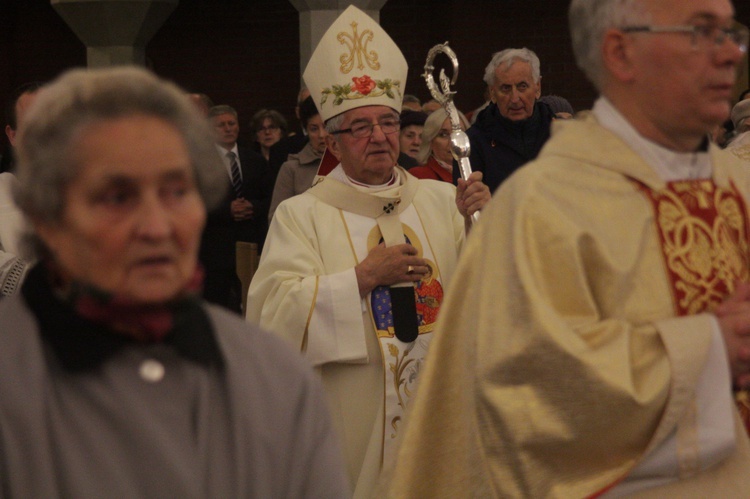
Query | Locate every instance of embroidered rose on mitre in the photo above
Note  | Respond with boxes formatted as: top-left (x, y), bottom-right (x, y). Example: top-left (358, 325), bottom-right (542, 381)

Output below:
top-left (352, 75), bottom-right (377, 95)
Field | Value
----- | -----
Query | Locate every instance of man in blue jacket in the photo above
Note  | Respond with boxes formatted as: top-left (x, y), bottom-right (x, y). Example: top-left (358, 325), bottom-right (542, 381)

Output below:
top-left (465, 47), bottom-right (554, 192)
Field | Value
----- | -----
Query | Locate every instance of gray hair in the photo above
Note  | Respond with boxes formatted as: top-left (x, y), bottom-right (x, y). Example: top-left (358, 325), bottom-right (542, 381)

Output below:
top-left (15, 66), bottom-right (228, 258)
top-left (416, 108), bottom-right (469, 165)
top-left (325, 113), bottom-right (346, 137)
top-left (483, 48), bottom-right (541, 87)
top-left (208, 104), bottom-right (238, 119)
top-left (569, 0), bottom-right (651, 91)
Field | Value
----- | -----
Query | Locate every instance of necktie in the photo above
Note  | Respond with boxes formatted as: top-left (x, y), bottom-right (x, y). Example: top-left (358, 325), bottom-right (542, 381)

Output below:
top-left (227, 151), bottom-right (243, 198)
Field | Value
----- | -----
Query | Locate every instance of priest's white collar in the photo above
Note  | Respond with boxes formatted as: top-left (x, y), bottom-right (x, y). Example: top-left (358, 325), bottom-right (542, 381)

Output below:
top-left (328, 164), bottom-right (399, 192)
top-left (592, 97), bottom-right (711, 182)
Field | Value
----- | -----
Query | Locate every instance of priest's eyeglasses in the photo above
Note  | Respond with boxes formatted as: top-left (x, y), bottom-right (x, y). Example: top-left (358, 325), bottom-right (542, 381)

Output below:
top-left (621, 24), bottom-right (749, 53)
top-left (331, 119), bottom-right (401, 138)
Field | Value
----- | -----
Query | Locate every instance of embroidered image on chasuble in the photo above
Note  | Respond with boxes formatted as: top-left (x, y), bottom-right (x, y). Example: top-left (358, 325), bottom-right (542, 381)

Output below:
top-left (365, 222), bottom-right (443, 462)
top-left (635, 178), bottom-right (750, 431)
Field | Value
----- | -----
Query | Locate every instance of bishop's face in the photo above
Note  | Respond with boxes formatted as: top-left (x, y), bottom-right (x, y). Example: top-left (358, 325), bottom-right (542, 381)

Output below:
top-left (326, 105), bottom-right (401, 185)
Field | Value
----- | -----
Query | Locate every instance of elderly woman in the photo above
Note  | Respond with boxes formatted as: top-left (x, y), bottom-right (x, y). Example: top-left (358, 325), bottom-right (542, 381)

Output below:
top-left (268, 96), bottom-right (327, 223)
top-left (409, 108), bottom-right (470, 182)
top-left (251, 108), bottom-right (288, 161)
top-left (1, 67), bottom-right (348, 497)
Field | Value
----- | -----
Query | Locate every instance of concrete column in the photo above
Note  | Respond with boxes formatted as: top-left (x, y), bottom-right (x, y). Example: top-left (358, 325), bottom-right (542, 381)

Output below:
top-left (51, 0), bottom-right (179, 67)
top-left (289, 0), bottom-right (388, 76)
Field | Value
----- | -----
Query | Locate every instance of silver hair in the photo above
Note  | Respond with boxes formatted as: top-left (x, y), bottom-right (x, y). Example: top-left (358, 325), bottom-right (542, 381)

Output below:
top-left (15, 66), bottom-right (228, 259)
top-left (416, 108), bottom-right (469, 165)
top-left (208, 104), bottom-right (238, 119)
top-left (569, 0), bottom-right (651, 91)
top-left (483, 48), bottom-right (542, 87)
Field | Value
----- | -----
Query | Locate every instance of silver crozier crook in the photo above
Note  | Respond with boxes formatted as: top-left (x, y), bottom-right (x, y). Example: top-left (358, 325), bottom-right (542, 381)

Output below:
top-left (422, 42), bottom-right (479, 224)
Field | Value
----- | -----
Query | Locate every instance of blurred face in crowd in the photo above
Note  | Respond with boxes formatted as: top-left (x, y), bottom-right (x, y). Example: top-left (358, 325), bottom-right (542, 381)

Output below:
top-left (402, 101), bottom-right (422, 112)
top-left (327, 105), bottom-right (400, 185)
top-left (212, 112), bottom-right (239, 150)
top-left (306, 114), bottom-right (328, 156)
top-left (35, 115), bottom-right (206, 304)
top-left (618, 0), bottom-right (745, 150)
top-left (490, 59), bottom-right (541, 121)
top-left (257, 117), bottom-right (282, 150)
top-left (431, 118), bottom-right (466, 165)
top-left (399, 124), bottom-right (423, 160)
top-left (5, 90), bottom-right (39, 147)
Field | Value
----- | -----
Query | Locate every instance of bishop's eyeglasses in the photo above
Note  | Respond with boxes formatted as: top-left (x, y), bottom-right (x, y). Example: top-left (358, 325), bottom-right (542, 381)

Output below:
top-left (330, 118), bottom-right (401, 138)
top-left (620, 24), bottom-right (749, 53)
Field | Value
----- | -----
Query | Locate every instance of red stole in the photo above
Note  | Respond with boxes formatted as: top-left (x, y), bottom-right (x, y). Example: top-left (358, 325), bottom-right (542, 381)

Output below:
top-left (634, 178), bottom-right (750, 431)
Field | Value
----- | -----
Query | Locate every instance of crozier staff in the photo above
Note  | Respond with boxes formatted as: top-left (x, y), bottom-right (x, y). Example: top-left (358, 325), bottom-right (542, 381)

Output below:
top-left (0, 66), bottom-right (348, 497)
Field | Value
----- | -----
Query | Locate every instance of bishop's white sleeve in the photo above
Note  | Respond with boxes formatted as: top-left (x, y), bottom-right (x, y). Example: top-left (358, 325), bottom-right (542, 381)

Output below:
top-left (246, 198), bottom-right (369, 366)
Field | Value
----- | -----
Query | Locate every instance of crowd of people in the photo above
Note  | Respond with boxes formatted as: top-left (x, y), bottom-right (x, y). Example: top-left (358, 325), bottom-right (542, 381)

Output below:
top-left (1, 0), bottom-right (750, 497)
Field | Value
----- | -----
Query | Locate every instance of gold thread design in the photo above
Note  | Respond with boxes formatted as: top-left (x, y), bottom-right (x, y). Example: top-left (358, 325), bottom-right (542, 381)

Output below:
top-left (647, 180), bottom-right (749, 315)
top-left (387, 341), bottom-right (422, 438)
top-left (337, 21), bottom-right (380, 74)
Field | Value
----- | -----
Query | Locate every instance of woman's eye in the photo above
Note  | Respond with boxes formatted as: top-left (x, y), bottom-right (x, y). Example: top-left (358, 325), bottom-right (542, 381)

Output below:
top-left (96, 189), bottom-right (133, 206)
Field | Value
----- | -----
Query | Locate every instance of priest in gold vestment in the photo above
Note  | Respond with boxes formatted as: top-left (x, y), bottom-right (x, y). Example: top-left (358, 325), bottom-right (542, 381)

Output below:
top-left (386, 0), bottom-right (750, 497)
top-left (246, 6), bottom-right (489, 498)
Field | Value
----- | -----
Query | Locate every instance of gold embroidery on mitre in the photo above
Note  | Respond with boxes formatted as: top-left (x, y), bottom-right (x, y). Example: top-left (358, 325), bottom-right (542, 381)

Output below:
top-left (639, 180), bottom-right (750, 316)
top-left (337, 21), bottom-right (381, 74)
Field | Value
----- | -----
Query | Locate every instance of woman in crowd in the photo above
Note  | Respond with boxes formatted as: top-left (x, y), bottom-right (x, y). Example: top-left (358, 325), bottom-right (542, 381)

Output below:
top-left (268, 95), bottom-right (327, 223)
top-left (398, 109), bottom-right (427, 168)
top-left (409, 108), bottom-right (470, 182)
top-left (251, 108), bottom-right (287, 161)
top-left (0, 66), bottom-right (348, 497)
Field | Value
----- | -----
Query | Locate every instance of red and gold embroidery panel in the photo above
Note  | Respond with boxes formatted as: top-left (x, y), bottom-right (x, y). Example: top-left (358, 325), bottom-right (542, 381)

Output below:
top-left (635, 178), bottom-right (750, 432)
top-left (635, 179), bottom-right (750, 316)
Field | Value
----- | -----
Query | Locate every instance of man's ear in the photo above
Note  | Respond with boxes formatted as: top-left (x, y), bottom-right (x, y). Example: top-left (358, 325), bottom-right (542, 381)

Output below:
top-left (535, 76), bottom-right (542, 99)
top-left (326, 134), bottom-right (342, 160)
top-left (5, 125), bottom-right (16, 147)
top-left (602, 28), bottom-right (637, 83)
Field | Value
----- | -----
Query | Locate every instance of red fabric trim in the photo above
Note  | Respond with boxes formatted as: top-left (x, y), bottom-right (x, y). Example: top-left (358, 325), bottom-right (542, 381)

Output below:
top-left (409, 156), bottom-right (453, 182)
top-left (633, 178), bottom-right (750, 316)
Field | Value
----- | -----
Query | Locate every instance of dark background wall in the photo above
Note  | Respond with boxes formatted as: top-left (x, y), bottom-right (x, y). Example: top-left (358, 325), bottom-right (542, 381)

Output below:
top-left (2, 0), bottom-right (749, 152)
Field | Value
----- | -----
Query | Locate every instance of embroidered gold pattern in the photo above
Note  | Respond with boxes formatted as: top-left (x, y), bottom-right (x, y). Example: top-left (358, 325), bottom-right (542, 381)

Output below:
top-left (387, 342), bottom-right (421, 438)
top-left (637, 178), bottom-right (750, 436)
top-left (640, 180), bottom-right (749, 316)
top-left (337, 21), bottom-right (380, 74)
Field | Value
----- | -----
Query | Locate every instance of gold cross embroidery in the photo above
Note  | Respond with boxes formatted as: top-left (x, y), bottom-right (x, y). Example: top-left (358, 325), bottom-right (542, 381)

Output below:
top-left (337, 21), bottom-right (381, 74)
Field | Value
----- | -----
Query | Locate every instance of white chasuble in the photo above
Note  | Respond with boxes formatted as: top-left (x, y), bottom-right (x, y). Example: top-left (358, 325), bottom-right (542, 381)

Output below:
top-left (343, 207), bottom-right (441, 464)
top-left (310, 169), bottom-right (444, 465)
top-left (247, 166), bottom-right (463, 497)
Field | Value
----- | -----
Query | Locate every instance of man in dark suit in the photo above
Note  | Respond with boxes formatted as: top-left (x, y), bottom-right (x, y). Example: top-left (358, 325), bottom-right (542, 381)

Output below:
top-left (200, 104), bottom-right (272, 312)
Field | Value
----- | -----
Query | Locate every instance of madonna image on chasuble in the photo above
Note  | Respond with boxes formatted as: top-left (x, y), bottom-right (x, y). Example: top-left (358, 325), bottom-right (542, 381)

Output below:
top-left (367, 224), bottom-right (444, 456)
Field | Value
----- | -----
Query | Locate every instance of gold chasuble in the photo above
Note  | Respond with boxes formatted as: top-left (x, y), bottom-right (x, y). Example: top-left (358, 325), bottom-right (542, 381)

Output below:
top-left (385, 114), bottom-right (750, 498)
top-left (634, 179), bottom-right (750, 432)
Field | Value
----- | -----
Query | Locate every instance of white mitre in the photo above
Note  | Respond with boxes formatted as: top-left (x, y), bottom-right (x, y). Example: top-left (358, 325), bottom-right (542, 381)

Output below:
top-left (303, 4), bottom-right (407, 122)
